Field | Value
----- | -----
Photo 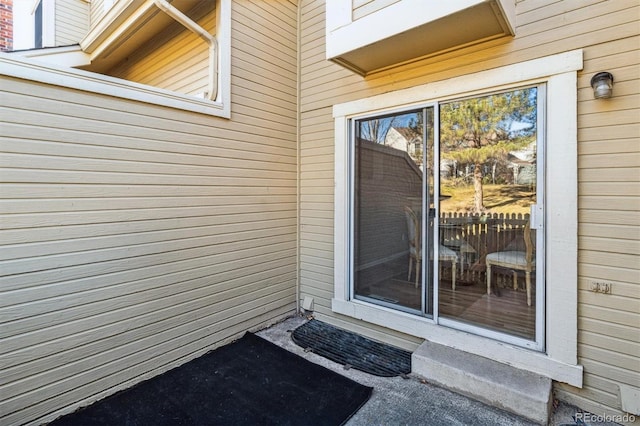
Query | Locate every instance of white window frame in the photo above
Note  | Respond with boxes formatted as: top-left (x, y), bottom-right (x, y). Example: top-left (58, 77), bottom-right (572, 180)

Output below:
top-left (5, 0), bottom-right (231, 118)
top-left (332, 50), bottom-right (583, 387)
top-left (32, 0), bottom-right (55, 48)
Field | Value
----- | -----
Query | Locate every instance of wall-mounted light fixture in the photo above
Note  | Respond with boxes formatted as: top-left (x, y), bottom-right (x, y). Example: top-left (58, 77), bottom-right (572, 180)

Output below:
top-left (590, 72), bottom-right (614, 99)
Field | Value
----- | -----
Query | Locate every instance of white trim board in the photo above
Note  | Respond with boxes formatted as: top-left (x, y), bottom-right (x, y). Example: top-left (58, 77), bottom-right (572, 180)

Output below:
top-left (332, 49), bottom-right (583, 387)
top-left (9, 45), bottom-right (91, 68)
top-left (333, 50), bottom-right (583, 118)
top-left (42, 0), bottom-right (56, 47)
top-left (0, 52), bottom-right (229, 118)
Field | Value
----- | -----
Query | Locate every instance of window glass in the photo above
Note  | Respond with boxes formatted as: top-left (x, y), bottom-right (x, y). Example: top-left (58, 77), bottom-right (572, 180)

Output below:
top-left (349, 87), bottom-right (541, 342)
top-left (353, 110), bottom-right (426, 313)
top-left (34, 2), bottom-right (43, 49)
top-left (438, 87), bottom-right (538, 340)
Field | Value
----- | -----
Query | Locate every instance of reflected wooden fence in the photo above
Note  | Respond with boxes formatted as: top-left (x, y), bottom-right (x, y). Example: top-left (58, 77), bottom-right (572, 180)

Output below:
top-left (439, 212), bottom-right (532, 285)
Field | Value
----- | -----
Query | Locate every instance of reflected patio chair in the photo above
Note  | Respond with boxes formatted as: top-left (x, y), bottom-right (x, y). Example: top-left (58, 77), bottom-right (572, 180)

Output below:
top-left (404, 206), bottom-right (457, 289)
top-left (486, 220), bottom-right (534, 305)
top-left (441, 220), bottom-right (477, 279)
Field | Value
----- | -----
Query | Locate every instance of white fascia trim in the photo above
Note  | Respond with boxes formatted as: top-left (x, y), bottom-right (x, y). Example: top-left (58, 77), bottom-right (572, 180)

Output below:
top-left (325, 0), bottom-right (351, 35)
top-left (81, 0), bottom-right (143, 53)
top-left (326, 0), bottom-right (511, 60)
top-left (333, 49), bottom-right (583, 386)
top-left (0, 53), bottom-right (229, 118)
top-left (10, 45), bottom-right (91, 68)
top-left (86, 0), bottom-right (158, 59)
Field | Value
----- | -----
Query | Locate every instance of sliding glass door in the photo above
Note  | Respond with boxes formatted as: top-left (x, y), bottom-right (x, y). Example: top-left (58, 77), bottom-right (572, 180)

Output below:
top-left (437, 87), bottom-right (542, 345)
top-left (350, 85), bottom-right (544, 349)
top-left (352, 108), bottom-right (434, 315)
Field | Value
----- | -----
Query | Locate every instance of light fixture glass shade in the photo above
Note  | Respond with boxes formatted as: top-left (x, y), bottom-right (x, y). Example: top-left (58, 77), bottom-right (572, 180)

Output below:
top-left (590, 72), bottom-right (614, 99)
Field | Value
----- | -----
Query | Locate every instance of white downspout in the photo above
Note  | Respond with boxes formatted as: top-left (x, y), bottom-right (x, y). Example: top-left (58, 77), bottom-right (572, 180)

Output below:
top-left (153, 0), bottom-right (218, 101)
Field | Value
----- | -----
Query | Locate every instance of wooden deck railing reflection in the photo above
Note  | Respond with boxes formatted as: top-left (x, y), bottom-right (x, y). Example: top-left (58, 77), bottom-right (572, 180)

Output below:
top-left (439, 212), bottom-right (532, 285)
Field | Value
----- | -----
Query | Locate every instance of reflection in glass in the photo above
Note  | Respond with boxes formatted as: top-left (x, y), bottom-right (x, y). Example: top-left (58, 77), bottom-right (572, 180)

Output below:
top-left (438, 87), bottom-right (539, 340)
top-left (350, 87), bottom-right (541, 342)
top-left (353, 110), bottom-right (426, 313)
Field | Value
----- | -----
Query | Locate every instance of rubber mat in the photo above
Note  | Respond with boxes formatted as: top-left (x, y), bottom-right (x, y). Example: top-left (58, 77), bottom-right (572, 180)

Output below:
top-left (49, 333), bottom-right (372, 426)
top-left (291, 319), bottom-right (411, 377)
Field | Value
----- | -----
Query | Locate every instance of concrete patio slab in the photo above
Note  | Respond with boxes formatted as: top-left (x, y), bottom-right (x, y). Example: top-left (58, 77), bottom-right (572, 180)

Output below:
top-left (256, 316), bottom-right (621, 426)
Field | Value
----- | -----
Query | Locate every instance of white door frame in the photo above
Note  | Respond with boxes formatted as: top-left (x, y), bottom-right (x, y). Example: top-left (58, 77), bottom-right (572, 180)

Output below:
top-left (331, 50), bottom-right (582, 386)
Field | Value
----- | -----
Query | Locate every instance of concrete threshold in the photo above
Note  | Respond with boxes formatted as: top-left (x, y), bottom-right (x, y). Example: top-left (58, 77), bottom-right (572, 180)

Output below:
top-left (412, 341), bottom-right (552, 424)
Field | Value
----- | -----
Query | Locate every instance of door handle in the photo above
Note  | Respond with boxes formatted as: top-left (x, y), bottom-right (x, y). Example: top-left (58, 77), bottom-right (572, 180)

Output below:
top-left (530, 204), bottom-right (544, 230)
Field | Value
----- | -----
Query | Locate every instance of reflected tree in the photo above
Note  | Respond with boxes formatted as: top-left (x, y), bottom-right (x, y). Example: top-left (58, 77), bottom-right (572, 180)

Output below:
top-left (358, 116), bottom-right (399, 144)
top-left (440, 88), bottom-right (537, 213)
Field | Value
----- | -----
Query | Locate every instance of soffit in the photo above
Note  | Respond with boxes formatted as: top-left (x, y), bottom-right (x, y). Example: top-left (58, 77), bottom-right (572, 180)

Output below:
top-left (80, 0), bottom-right (202, 73)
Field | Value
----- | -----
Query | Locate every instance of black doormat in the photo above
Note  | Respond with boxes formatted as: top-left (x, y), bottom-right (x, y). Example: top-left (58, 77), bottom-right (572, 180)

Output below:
top-left (49, 333), bottom-right (372, 426)
top-left (291, 320), bottom-right (412, 377)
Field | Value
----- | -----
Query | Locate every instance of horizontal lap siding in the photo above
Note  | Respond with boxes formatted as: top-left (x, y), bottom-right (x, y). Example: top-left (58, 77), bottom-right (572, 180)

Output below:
top-left (299, 1), bottom-right (422, 350)
top-left (0, 1), bottom-right (298, 425)
top-left (559, 15), bottom-right (640, 416)
top-left (55, 0), bottom-right (89, 46)
top-left (299, 0), bottom-right (640, 417)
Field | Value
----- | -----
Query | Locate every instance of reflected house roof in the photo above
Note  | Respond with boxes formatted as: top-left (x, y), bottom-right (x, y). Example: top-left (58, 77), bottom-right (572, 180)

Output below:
top-left (385, 127), bottom-right (423, 169)
top-left (389, 127), bottom-right (421, 142)
top-left (508, 141), bottom-right (536, 165)
top-left (507, 153), bottom-right (533, 166)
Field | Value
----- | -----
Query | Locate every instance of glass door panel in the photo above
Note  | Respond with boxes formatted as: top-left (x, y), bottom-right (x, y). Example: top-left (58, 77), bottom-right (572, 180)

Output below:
top-left (437, 87), bottom-right (540, 341)
top-left (353, 109), bottom-right (429, 313)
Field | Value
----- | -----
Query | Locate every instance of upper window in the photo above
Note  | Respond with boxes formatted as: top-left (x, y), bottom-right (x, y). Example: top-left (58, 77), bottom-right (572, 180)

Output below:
top-left (34, 1), bottom-right (43, 48)
top-left (7, 0), bottom-right (231, 118)
top-left (31, 0), bottom-right (54, 49)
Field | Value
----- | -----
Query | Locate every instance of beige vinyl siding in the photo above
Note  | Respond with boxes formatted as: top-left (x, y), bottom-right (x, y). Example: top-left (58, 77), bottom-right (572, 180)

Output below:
top-left (299, 0), bottom-right (640, 418)
top-left (0, 1), bottom-right (298, 425)
top-left (299, 0), bottom-right (422, 350)
top-left (55, 0), bottom-right (89, 45)
top-left (557, 28), bottom-right (640, 414)
top-left (352, 0), bottom-right (400, 21)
